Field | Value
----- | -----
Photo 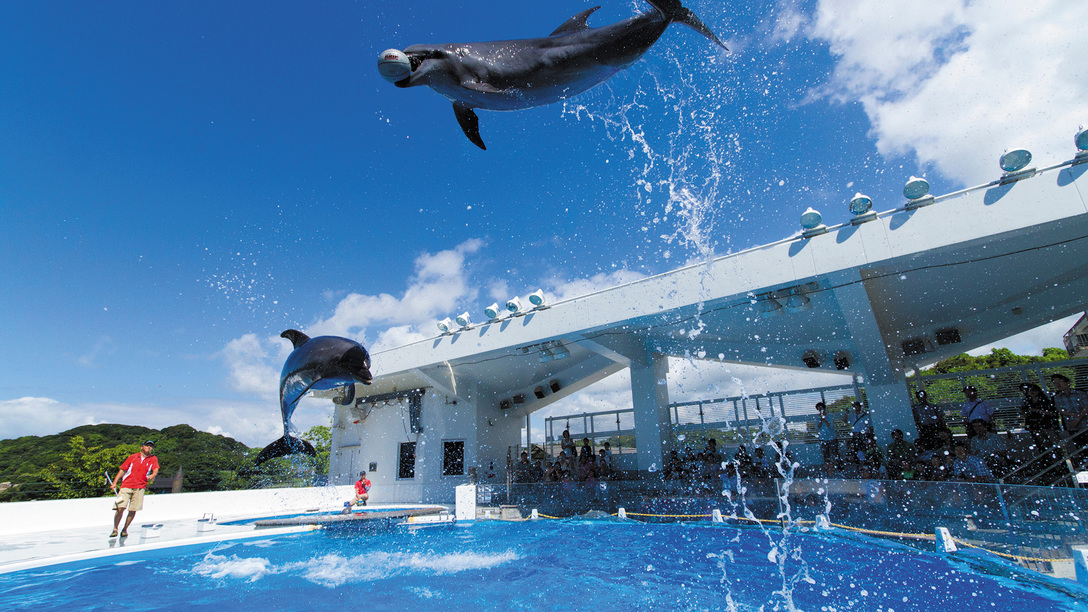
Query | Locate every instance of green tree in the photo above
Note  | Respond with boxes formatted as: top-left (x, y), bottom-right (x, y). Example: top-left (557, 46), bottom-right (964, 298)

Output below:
top-left (302, 425), bottom-right (332, 476)
top-left (36, 436), bottom-right (137, 499)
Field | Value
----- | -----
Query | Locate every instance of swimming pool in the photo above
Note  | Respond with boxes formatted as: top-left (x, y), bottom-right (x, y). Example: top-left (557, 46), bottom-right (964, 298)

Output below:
top-left (4, 518), bottom-right (1085, 611)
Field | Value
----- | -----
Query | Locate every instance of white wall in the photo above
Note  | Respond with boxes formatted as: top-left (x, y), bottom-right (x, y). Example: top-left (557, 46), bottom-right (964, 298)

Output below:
top-left (0, 486), bottom-right (354, 536)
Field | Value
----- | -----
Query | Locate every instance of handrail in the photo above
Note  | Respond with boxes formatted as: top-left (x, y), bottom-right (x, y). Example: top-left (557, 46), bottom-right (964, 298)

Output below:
top-left (999, 427), bottom-right (1088, 487)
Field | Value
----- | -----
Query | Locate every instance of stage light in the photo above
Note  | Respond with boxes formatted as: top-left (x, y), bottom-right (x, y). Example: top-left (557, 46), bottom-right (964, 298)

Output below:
top-left (759, 297), bottom-right (783, 315)
top-left (455, 312), bottom-right (471, 328)
top-left (528, 289), bottom-right (547, 308)
top-left (484, 303), bottom-right (501, 320)
top-left (534, 386), bottom-right (546, 399)
top-left (437, 317), bottom-right (453, 333)
top-left (549, 379), bottom-right (561, 393)
top-left (800, 207), bottom-right (822, 229)
top-left (505, 296), bottom-right (523, 313)
top-left (833, 352), bottom-right (851, 370)
top-left (848, 192), bottom-right (872, 216)
top-left (999, 148), bottom-right (1032, 173)
top-left (903, 176), bottom-right (930, 200)
top-left (1076, 125), bottom-right (1088, 154)
top-left (800, 208), bottom-right (827, 237)
top-left (802, 350), bottom-right (821, 369)
top-left (785, 292), bottom-right (810, 312)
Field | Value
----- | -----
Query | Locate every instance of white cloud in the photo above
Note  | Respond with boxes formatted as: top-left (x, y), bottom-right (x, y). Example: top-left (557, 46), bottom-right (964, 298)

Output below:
top-left (0, 396), bottom-right (297, 448)
top-left (308, 239), bottom-right (484, 340)
top-left (808, 0), bottom-right (1088, 185)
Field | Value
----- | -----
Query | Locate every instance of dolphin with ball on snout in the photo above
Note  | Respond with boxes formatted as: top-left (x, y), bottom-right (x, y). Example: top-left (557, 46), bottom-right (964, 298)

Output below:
top-left (256, 329), bottom-right (373, 465)
top-left (378, 0), bottom-right (726, 150)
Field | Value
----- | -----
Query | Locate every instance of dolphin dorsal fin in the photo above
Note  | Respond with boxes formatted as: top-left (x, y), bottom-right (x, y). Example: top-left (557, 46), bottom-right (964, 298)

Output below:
top-left (549, 6), bottom-right (600, 36)
top-left (281, 329), bottom-right (311, 348)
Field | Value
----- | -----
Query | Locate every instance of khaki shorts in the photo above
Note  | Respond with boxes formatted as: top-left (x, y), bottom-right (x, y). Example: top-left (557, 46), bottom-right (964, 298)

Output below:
top-left (113, 488), bottom-right (145, 512)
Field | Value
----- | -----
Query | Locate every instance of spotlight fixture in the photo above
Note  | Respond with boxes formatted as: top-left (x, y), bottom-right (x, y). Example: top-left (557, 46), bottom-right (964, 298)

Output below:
top-left (528, 289), bottom-right (547, 309)
top-left (454, 312), bottom-right (471, 328)
top-left (1076, 125), bottom-right (1088, 156)
top-left (484, 303), bottom-right (501, 320)
top-left (533, 386), bottom-right (546, 399)
top-left (512, 394), bottom-right (526, 404)
top-left (437, 317), bottom-right (453, 333)
top-left (549, 379), bottom-right (561, 393)
top-left (903, 176), bottom-right (930, 200)
top-left (848, 192), bottom-right (872, 216)
top-left (505, 296), bottom-right (523, 313)
top-left (499, 399), bottom-right (512, 410)
top-left (759, 296), bottom-right (783, 315)
top-left (833, 351), bottom-right (851, 370)
top-left (801, 350), bottom-right (821, 369)
top-left (785, 291), bottom-right (811, 312)
top-left (800, 208), bottom-right (827, 237)
top-left (999, 148), bottom-right (1032, 173)
top-left (848, 192), bottom-right (877, 224)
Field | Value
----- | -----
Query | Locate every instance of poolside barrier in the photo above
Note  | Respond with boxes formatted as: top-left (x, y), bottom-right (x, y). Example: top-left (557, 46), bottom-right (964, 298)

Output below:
top-left (1075, 549), bottom-right (1088, 585)
top-left (140, 524), bottom-right (163, 540)
top-left (711, 509), bottom-right (723, 523)
top-left (530, 509), bottom-right (539, 520)
top-left (197, 514), bottom-right (217, 534)
top-left (617, 507), bottom-right (627, 519)
top-left (935, 527), bottom-right (957, 553)
top-left (454, 484), bottom-right (476, 521)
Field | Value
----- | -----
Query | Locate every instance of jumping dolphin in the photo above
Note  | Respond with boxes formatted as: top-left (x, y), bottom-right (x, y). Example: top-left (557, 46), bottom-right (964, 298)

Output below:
top-left (389, 0), bottom-right (726, 149)
top-left (256, 329), bottom-right (373, 465)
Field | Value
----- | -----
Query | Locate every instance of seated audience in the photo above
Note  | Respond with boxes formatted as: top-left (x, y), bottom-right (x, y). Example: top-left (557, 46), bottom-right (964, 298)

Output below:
top-left (885, 429), bottom-right (917, 479)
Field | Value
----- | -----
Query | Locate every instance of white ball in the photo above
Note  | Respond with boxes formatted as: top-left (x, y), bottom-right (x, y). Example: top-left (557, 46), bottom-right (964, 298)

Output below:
top-left (378, 48), bottom-right (411, 83)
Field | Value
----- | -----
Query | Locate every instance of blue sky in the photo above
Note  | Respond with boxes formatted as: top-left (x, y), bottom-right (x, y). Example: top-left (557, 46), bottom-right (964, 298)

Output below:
top-left (2, 0), bottom-right (1086, 446)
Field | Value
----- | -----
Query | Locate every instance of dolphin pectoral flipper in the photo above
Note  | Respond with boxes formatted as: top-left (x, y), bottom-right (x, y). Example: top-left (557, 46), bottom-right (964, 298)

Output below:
top-left (460, 80), bottom-right (503, 94)
top-left (549, 6), bottom-right (601, 36)
top-left (453, 102), bottom-right (486, 150)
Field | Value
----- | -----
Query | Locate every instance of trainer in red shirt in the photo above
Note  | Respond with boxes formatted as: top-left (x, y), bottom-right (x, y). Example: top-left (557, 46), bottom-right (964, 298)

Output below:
top-left (110, 440), bottom-right (160, 537)
top-left (352, 471), bottom-right (371, 506)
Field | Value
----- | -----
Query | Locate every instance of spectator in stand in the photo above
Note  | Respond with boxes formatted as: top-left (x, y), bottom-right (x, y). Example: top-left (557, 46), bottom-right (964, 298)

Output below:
top-left (855, 435), bottom-right (884, 479)
top-left (751, 447), bottom-right (774, 478)
top-left (1051, 374), bottom-right (1088, 434)
top-left (543, 460), bottom-right (562, 482)
top-left (513, 451), bottom-right (533, 483)
top-left (1019, 383), bottom-right (1062, 454)
top-left (814, 402), bottom-right (839, 475)
top-left (961, 386), bottom-right (995, 437)
top-left (704, 438), bottom-right (723, 465)
top-left (560, 429), bottom-right (576, 456)
top-left (530, 460), bottom-right (544, 482)
top-left (912, 389), bottom-right (945, 450)
top-left (885, 429), bottom-right (918, 480)
top-left (845, 401), bottom-right (873, 455)
top-left (597, 448), bottom-right (613, 478)
top-left (951, 442), bottom-right (993, 482)
top-left (579, 438), bottom-right (593, 459)
top-left (967, 419), bottom-right (1009, 476)
top-left (663, 449), bottom-right (685, 480)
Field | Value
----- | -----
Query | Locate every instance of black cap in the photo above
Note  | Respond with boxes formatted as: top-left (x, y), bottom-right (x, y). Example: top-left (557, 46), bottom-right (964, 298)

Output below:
top-left (143, 440), bottom-right (155, 447)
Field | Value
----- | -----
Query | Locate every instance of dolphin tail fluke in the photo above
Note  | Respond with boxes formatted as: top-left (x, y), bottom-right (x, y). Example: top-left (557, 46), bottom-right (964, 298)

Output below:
top-left (256, 434), bottom-right (317, 465)
top-left (648, 0), bottom-right (728, 50)
top-left (453, 102), bottom-right (486, 150)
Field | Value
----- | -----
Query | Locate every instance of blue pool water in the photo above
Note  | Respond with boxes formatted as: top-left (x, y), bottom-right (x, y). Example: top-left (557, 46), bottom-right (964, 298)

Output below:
top-left (4, 519), bottom-right (1086, 611)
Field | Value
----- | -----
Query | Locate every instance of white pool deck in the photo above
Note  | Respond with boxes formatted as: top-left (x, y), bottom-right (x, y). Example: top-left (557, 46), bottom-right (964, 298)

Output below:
top-left (0, 486), bottom-right (449, 575)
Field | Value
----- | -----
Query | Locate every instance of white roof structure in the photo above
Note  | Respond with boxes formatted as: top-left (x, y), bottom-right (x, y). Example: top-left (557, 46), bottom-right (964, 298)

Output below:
top-left (343, 150), bottom-right (1088, 476)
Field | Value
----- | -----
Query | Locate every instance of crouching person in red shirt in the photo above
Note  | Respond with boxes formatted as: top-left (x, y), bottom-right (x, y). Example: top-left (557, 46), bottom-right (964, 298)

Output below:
top-left (342, 471), bottom-right (371, 513)
top-left (110, 440), bottom-right (160, 537)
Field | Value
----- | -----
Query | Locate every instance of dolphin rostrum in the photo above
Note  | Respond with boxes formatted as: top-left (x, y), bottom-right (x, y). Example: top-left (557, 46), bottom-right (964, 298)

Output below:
top-left (389, 0), bottom-right (726, 149)
top-left (256, 329), bottom-right (373, 465)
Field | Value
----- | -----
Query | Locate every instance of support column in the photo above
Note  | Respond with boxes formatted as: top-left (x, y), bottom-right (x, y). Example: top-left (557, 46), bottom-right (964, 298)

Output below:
top-left (832, 274), bottom-right (917, 444)
top-left (629, 350), bottom-right (672, 473)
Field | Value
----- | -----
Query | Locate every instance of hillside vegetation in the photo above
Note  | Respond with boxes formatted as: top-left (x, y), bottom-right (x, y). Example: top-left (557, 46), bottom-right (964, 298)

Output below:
top-left (0, 423), bottom-right (330, 502)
